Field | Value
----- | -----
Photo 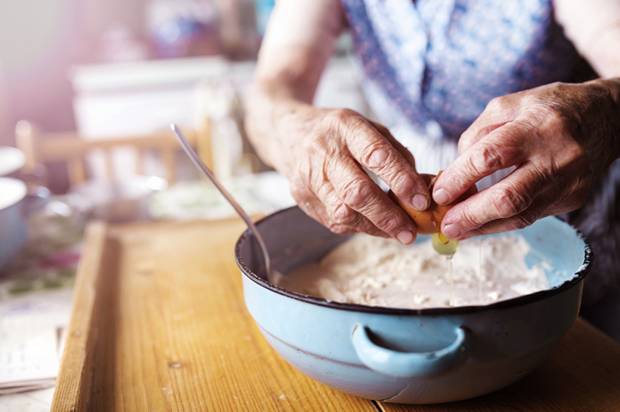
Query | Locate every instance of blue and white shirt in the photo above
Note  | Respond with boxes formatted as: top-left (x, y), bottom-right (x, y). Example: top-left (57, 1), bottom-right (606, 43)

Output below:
top-left (341, 0), bottom-right (580, 167)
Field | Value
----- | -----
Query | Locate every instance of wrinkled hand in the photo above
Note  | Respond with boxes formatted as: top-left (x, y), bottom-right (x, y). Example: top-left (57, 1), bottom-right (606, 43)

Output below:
top-left (434, 80), bottom-right (620, 239)
top-left (272, 106), bottom-right (430, 244)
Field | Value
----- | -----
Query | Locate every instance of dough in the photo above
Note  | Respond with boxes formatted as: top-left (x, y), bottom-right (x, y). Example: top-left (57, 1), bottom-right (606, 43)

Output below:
top-left (274, 234), bottom-right (550, 309)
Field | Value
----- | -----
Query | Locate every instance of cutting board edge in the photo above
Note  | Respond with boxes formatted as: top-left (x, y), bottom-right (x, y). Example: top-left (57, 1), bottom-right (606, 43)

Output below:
top-left (51, 222), bottom-right (112, 412)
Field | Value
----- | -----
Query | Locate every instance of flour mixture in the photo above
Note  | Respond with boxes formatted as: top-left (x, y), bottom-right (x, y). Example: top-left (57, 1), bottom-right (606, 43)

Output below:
top-left (274, 234), bottom-right (550, 309)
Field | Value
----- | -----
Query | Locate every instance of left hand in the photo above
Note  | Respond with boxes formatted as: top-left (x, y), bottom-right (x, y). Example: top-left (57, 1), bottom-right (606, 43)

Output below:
top-left (432, 79), bottom-right (620, 239)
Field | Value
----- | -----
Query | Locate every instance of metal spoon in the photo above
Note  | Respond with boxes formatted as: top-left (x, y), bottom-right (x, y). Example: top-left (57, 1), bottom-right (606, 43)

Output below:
top-left (170, 124), bottom-right (271, 276)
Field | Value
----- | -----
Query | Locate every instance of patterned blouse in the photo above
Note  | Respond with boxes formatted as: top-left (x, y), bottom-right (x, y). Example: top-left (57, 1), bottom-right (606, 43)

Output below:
top-left (340, 0), bottom-right (581, 140)
top-left (340, 1), bottom-right (620, 309)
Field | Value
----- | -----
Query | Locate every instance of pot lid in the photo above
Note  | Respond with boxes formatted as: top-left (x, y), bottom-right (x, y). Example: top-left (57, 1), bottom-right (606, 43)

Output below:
top-left (0, 147), bottom-right (25, 176)
top-left (0, 177), bottom-right (27, 210)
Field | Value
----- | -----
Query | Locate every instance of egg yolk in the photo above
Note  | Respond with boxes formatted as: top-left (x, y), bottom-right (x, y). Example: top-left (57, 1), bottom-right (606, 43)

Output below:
top-left (431, 232), bottom-right (459, 256)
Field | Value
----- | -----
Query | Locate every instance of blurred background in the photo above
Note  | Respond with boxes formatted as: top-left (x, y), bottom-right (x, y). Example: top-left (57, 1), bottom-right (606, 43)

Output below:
top-left (0, 0), bottom-right (367, 192)
top-left (0, 1), bottom-right (370, 403)
top-left (1, 2), bottom-right (619, 407)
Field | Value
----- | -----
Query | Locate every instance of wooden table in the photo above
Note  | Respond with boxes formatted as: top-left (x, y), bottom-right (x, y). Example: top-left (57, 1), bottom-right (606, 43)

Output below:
top-left (52, 219), bottom-right (620, 411)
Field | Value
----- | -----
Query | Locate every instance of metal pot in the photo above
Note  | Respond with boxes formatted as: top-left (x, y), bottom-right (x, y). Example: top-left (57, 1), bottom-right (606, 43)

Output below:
top-left (235, 207), bottom-right (590, 404)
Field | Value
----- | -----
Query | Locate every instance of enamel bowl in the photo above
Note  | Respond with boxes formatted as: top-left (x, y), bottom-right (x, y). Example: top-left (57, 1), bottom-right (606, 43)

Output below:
top-left (235, 207), bottom-right (590, 404)
top-left (0, 178), bottom-right (28, 270)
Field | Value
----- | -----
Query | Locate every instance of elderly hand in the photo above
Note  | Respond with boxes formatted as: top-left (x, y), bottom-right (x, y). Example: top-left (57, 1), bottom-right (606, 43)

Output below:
top-left (433, 79), bottom-right (620, 239)
top-left (269, 105), bottom-right (430, 244)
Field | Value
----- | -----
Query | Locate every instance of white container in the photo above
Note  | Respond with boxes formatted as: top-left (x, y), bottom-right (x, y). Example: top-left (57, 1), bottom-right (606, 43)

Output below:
top-left (71, 56), bottom-right (368, 180)
top-left (71, 57), bottom-right (229, 180)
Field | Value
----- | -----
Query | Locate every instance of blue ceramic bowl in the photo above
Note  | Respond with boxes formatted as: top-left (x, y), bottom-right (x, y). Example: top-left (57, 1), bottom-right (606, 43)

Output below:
top-left (235, 207), bottom-right (590, 404)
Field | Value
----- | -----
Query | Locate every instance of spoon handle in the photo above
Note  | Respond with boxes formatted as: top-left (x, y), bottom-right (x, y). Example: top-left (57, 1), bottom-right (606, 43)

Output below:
top-left (170, 124), bottom-right (271, 275)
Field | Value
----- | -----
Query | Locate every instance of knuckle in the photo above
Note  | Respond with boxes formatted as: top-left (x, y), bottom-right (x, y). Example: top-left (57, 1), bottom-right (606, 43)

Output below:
top-left (541, 109), bottom-right (566, 131)
top-left (289, 184), bottom-right (309, 203)
top-left (458, 205), bottom-right (480, 228)
top-left (326, 108), bottom-right (357, 126)
top-left (474, 144), bottom-right (505, 172)
top-left (373, 122), bottom-right (390, 135)
top-left (487, 96), bottom-right (508, 112)
top-left (520, 92), bottom-right (542, 108)
top-left (492, 186), bottom-right (530, 217)
top-left (549, 81), bottom-right (570, 94)
top-left (331, 204), bottom-right (357, 226)
top-left (362, 142), bottom-right (392, 167)
top-left (513, 214), bottom-right (536, 229)
top-left (302, 134), bottom-right (328, 155)
top-left (327, 223), bottom-right (352, 235)
top-left (458, 130), bottom-right (475, 153)
top-left (341, 179), bottom-right (373, 208)
top-left (374, 215), bottom-right (402, 233)
top-left (528, 166), bottom-right (553, 192)
top-left (390, 171), bottom-right (415, 194)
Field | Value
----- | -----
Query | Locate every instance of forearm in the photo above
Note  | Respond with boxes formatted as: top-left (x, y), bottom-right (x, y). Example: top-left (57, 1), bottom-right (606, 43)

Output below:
top-left (246, 42), bottom-right (331, 168)
top-left (555, 0), bottom-right (620, 78)
top-left (244, 0), bottom-right (343, 167)
top-left (554, 0), bottom-right (620, 160)
top-left (591, 76), bottom-right (620, 163)
top-left (245, 80), bottom-right (312, 169)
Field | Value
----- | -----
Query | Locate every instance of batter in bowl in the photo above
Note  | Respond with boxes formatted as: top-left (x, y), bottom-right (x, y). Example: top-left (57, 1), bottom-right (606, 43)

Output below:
top-left (274, 234), bottom-right (550, 309)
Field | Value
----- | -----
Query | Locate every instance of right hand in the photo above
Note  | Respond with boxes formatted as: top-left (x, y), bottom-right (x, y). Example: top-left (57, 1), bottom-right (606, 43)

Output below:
top-left (269, 105), bottom-right (430, 244)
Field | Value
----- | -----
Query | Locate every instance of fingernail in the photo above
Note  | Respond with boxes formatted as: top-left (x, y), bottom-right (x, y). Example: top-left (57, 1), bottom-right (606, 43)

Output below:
top-left (442, 223), bottom-right (460, 238)
top-left (411, 194), bottom-right (429, 211)
top-left (397, 230), bottom-right (414, 245)
top-left (433, 188), bottom-right (449, 205)
top-left (368, 149), bottom-right (388, 167)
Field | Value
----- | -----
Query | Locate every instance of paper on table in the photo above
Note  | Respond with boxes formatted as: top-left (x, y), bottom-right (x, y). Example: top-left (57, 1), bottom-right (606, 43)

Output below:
top-left (0, 319), bottom-right (58, 389)
top-left (0, 289), bottom-right (71, 394)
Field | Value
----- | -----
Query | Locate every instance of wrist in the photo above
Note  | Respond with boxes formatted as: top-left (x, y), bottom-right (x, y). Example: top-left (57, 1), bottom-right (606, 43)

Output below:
top-left (585, 78), bottom-right (620, 160)
top-left (605, 78), bottom-right (620, 159)
top-left (245, 83), bottom-right (314, 169)
top-left (591, 77), bottom-right (620, 102)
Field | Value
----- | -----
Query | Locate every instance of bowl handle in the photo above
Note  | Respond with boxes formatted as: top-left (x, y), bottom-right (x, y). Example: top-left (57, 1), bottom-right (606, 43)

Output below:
top-left (351, 323), bottom-right (468, 378)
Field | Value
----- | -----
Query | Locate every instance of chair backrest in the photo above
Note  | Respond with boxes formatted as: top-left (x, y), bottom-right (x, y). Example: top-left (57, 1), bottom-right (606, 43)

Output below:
top-left (15, 120), bottom-right (213, 187)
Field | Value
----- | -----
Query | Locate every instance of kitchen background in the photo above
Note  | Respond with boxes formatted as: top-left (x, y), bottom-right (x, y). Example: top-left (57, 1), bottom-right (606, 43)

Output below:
top-left (4, 1), bottom-right (618, 410)
top-left (0, 0), bottom-right (368, 191)
top-left (0, 1), bottom-right (371, 409)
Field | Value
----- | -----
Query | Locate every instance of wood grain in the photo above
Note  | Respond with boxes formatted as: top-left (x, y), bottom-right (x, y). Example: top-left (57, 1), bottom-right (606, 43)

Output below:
top-left (52, 219), bottom-right (374, 412)
top-left (378, 317), bottom-right (620, 412)
top-left (53, 218), bottom-right (620, 412)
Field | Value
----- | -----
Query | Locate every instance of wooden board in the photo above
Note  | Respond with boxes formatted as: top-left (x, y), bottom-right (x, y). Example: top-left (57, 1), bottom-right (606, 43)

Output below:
top-left (380, 320), bottom-right (620, 412)
top-left (52, 219), bottom-right (620, 412)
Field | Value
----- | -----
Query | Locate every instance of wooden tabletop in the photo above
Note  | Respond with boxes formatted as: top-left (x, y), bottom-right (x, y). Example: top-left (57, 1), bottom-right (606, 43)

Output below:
top-left (52, 219), bottom-right (620, 412)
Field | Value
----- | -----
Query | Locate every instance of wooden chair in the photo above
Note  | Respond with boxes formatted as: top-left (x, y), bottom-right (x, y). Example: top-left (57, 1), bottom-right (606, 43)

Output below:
top-left (15, 120), bottom-right (213, 188)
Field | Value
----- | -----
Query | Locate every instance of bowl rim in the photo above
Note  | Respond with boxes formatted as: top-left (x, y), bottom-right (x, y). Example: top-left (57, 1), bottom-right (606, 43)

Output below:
top-left (235, 207), bottom-right (592, 316)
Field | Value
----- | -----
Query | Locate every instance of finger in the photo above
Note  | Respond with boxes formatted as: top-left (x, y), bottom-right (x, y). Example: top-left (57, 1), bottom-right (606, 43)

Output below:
top-left (458, 122), bottom-right (507, 155)
top-left (440, 163), bottom-right (552, 239)
top-left (433, 122), bottom-right (528, 205)
top-left (459, 160), bottom-right (592, 238)
top-left (369, 121), bottom-right (416, 166)
top-left (458, 210), bottom-right (542, 238)
top-left (459, 194), bottom-right (573, 238)
top-left (458, 95), bottom-right (518, 154)
top-left (326, 156), bottom-right (417, 244)
top-left (313, 181), bottom-right (387, 237)
top-left (291, 183), bottom-right (328, 225)
top-left (343, 117), bottom-right (430, 211)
